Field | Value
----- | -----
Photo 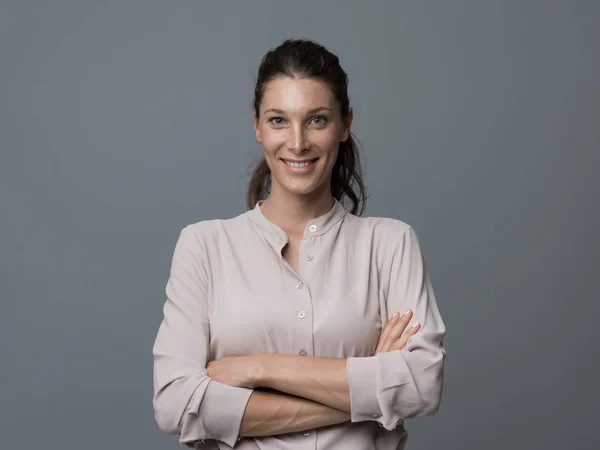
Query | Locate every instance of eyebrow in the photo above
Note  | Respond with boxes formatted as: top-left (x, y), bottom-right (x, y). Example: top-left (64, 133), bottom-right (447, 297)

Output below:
top-left (263, 107), bottom-right (333, 115)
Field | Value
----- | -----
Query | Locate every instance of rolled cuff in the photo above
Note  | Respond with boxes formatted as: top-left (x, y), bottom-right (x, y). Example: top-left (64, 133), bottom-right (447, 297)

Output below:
top-left (193, 380), bottom-right (253, 447)
top-left (347, 356), bottom-right (384, 423)
top-left (347, 352), bottom-right (426, 430)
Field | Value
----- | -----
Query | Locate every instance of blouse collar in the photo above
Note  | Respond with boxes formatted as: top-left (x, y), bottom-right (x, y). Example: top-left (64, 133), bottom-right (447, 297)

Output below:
top-left (246, 198), bottom-right (347, 241)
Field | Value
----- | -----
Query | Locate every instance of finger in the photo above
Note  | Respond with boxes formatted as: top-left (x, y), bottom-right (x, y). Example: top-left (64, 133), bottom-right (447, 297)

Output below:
top-left (376, 311), bottom-right (400, 353)
top-left (383, 310), bottom-right (413, 350)
top-left (391, 322), bottom-right (420, 351)
top-left (381, 311), bottom-right (410, 352)
top-left (376, 311), bottom-right (399, 353)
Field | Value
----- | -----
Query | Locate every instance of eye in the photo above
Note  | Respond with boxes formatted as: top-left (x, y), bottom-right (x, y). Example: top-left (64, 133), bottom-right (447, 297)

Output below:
top-left (268, 117), bottom-right (285, 126)
top-left (310, 116), bottom-right (328, 126)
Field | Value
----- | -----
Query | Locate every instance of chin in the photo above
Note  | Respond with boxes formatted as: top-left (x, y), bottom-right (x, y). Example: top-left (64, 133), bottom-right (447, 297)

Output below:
top-left (282, 184), bottom-right (320, 197)
top-left (279, 178), bottom-right (331, 198)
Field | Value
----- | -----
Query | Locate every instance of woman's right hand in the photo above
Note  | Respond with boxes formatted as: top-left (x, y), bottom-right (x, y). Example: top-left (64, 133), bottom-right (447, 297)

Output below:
top-left (374, 310), bottom-right (421, 354)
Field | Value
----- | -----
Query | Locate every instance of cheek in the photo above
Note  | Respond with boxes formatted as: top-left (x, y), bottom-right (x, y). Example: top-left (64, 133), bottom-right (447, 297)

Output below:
top-left (314, 133), bottom-right (341, 160)
top-left (312, 125), bottom-right (341, 146)
top-left (259, 129), bottom-right (282, 155)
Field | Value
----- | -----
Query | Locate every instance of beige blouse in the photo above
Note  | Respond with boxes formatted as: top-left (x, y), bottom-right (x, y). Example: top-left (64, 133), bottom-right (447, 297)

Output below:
top-left (152, 200), bottom-right (446, 449)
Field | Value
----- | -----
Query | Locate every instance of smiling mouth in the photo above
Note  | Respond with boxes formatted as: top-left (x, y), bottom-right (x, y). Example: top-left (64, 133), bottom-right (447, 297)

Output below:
top-left (282, 158), bottom-right (318, 169)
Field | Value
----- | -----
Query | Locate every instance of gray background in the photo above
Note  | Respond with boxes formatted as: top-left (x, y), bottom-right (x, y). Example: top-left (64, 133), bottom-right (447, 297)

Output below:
top-left (1, 1), bottom-right (598, 449)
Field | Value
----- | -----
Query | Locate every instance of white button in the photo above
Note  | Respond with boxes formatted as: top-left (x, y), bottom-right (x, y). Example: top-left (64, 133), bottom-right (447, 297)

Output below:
top-left (303, 431), bottom-right (311, 436)
top-left (297, 310), bottom-right (306, 319)
top-left (299, 349), bottom-right (307, 356)
top-left (309, 224), bottom-right (317, 233)
top-left (372, 413), bottom-right (381, 419)
top-left (213, 434), bottom-right (221, 440)
top-left (296, 280), bottom-right (304, 289)
top-left (305, 254), bottom-right (313, 261)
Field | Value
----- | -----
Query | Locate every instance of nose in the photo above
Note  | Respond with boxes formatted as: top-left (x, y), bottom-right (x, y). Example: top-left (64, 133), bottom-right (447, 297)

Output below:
top-left (287, 125), bottom-right (309, 154)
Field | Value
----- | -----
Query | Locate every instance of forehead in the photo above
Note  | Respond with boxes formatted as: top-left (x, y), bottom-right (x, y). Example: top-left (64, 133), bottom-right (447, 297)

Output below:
top-left (261, 76), bottom-right (336, 113)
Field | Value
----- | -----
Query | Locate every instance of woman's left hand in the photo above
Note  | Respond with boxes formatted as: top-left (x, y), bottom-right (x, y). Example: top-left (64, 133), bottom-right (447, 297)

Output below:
top-left (206, 354), bottom-right (265, 389)
top-left (375, 309), bottom-right (421, 354)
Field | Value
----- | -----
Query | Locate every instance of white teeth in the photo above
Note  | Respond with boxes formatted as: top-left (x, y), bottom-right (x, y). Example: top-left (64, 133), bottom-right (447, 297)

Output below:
top-left (285, 160), bottom-right (312, 168)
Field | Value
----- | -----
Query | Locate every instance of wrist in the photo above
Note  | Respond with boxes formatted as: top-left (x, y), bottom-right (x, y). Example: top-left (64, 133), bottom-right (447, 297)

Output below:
top-left (252, 352), bottom-right (273, 387)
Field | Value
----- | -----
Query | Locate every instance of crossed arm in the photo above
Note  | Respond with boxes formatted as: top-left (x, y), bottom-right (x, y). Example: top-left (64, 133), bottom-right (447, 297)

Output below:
top-left (153, 225), bottom-right (445, 447)
top-left (207, 310), bottom-right (420, 437)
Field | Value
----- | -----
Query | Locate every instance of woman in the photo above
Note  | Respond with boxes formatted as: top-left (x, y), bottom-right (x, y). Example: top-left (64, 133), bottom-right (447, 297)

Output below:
top-left (152, 38), bottom-right (446, 449)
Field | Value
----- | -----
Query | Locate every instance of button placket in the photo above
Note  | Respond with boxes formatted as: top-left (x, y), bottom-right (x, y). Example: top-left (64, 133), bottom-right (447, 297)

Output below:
top-left (292, 234), bottom-right (315, 363)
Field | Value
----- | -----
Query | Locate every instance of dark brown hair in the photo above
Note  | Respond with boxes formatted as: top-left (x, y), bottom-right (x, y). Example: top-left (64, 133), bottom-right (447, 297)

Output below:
top-left (247, 38), bottom-right (367, 216)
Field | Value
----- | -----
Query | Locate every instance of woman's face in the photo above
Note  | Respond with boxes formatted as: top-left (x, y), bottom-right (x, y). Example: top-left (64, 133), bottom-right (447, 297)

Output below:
top-left (254, 76), bottom-right (352, 199)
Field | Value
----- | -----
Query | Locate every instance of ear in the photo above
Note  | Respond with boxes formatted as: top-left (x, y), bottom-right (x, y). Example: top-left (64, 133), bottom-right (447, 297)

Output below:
top-left (341, 107), bottom-right (354, 142)
top-left (252, 108), bottom-right (262, 143)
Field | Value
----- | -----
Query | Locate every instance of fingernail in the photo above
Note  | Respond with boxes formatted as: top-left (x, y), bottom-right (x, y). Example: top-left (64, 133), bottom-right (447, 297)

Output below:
top-left (411, 322), bottom-right (420, 328)
top-left (392, 312), bottom-right (400, 319)
top-left (402, 309), bottom-right (411, 316)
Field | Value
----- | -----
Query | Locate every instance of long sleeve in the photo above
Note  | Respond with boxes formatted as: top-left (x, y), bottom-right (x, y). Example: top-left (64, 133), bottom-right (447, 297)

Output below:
top-left (152, 226), bottom-right (253, 448)
top-left (346, 224), bottom-right (446, 430)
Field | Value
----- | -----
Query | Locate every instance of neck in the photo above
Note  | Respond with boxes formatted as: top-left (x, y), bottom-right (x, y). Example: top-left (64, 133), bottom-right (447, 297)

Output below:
top-left (260, 187), bottom-right (334, 236)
